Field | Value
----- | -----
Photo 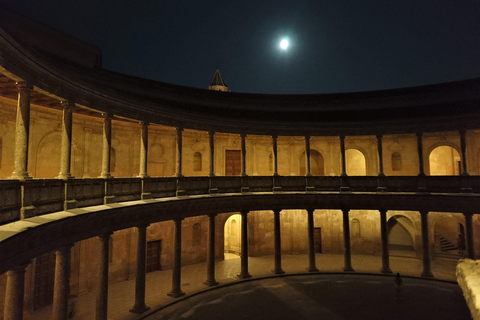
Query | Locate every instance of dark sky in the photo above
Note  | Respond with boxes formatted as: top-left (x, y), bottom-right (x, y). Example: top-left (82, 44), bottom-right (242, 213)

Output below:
top-left (2, 0), bottom-right (480, 94)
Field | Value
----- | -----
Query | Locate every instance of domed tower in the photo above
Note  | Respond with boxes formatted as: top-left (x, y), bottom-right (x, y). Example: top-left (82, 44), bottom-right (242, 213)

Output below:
top-left (208, 69), bottom-right (229, 92)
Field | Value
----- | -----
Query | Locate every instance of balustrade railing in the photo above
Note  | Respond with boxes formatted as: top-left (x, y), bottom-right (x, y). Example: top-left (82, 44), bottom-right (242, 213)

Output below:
top-left (0, 175), bottom-right (478, 225)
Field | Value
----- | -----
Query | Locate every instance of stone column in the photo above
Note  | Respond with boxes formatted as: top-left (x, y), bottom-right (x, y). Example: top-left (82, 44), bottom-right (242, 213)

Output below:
top-left (420, 211), bottom-right (433, 277)
top-left (3, 263), bottom-right (28, 320)
top-left (273, 135), bottom-right (279, 176)
top-left (130, 225), bottom-right (150, 313)
top-left (307, 209), bottom-right (319, 272)
top-left (96, 233), bottom-right (112, 320)
top-left (342, 209), bottom-right (354, 272)
top-left (58, 101), bottom-right (74, 179)
top-left (416, 132), bottom-right (425, 176)
top-left (459, 130), bottom-right (469, 175)
top-left (241, 134), bottom-right (247, 176)
top-left (168, 219), bottom-right (185, 297)
top-left (305, 136), bottom-right (312, 176)
top-left (205, 214), bottom-right (219, 286)
top-left (464, 213), bottom-right (475, 259)
top-left (138, 122), bottom-right (149, 178)
top-left (238, 210), bottom-right (252, 279)
top-left (340, 136), bottom-right (347, 177)
top-left (100, 114), bottom-right (112, 178)
top-left (175, 128), bottom-right (183, 178)
top-left (209, 131), bottom-right (215, 177)
top-left (52, 245), bottom-right (73, 320)
top-left (273, 209), bottom-right (285, 274)
top-left (11, 81), bottom-right (32, 180)
top-left (376, 135), bottom-right (385, 177)
top-left (379, 210), bottom-right (392, 273)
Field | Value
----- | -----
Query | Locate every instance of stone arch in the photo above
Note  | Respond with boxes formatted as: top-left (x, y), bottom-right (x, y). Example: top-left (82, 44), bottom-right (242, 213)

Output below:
top-left (345, 148), bottom-right (366, 176)
top-left (35, 131), bottom-right (61, 178)
top-left (432, 214), bottom-right (465, 255)
top-left (299, 149), bottom-right (325, 175)
top-left (428, 145), bottom-right (461, 175)
top-left (387, 215), bottom-right (415, 251)
top-left (351, 218), bottom-right (361, 238)
top-left (224, 214), bottom-right (241, 257)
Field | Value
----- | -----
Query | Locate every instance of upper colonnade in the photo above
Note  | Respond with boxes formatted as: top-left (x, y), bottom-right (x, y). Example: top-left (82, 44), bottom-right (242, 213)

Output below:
top-left (1, 11), bottom-right (480, 137)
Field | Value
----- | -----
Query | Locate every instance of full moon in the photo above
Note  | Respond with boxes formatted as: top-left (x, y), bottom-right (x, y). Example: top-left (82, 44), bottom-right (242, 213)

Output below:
top-left (280, 38), bottom-right (289, 50)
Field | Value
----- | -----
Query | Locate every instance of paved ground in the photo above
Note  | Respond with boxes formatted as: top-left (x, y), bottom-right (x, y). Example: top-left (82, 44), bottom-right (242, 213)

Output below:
top-left (151, 274), bottom-right (471, 320)
top-left (24, 252), bottom-right (466, 320)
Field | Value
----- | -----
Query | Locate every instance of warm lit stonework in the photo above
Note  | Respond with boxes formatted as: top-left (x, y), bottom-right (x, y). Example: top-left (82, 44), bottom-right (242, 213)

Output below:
top-left (457, 259), bottom-right (480, 320)
top-left (0, 7), bottom-right (479, 320)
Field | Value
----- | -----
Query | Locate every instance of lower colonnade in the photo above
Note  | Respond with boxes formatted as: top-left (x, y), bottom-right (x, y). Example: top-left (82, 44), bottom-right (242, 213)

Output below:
top-left (1, 204), bottom-right (476, 320)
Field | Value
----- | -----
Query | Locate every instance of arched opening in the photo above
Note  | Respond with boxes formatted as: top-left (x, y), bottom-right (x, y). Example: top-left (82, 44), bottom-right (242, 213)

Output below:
top-left (429, 146), bottom-right (461, 175)
top-left (224, 214), bottom-right (241, 259)
top-left (346, 149), bottom-right (366, 176)
top-left (388, 215), bottom-right (415, 252)
top-left (434, 216), bottom-right (465, 256)
top-left (299, 150), bottom-right (324, 175)
top-left (193, 152), bottom-right (202, 171)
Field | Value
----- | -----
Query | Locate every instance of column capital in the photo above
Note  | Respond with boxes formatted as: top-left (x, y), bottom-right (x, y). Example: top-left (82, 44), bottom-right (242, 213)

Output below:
top-left (420, 210), bottom-right (429, 216)
top-left (376, 134), bottom-right (383, 139)
top-left (176, 127), bottom-right (184, 132)
top-left (341, 208), bottom-right (350, 214)
top-left (240, 210), bottom-right (249, 216)
top-left (207, 213), bottom-right (218, 219)
top-left (97, 232), bottom-right (113, 241)
top-left (139, 121), bottom-right (149, 127)
top-left (136, 223), bottom-right (150, 230)
top-left (61, 100), bottom-right (75, 108)
top-left (15, 81), bottom-right (33, 90)
top-left (379, 209), bottom-right (388, 215)
top-left (273, 208), bottom-right (282, 214)
top-left (101, 112), bottom-right (113, 119)
top-left (208, 130), bottom-right (216, 136)
top-left (416, 132), bottom-right (423, 138)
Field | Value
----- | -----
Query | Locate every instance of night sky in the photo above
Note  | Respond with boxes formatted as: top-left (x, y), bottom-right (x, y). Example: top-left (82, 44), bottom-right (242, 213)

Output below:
top-left (2, 0), bottom-right (480, 94)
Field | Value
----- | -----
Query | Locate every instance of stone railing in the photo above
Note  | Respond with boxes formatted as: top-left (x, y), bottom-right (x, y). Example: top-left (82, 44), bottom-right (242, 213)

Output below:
top-left (457, 259), bottom-right (480, 320)
top-left (0, 175), bottom-right (478, 225)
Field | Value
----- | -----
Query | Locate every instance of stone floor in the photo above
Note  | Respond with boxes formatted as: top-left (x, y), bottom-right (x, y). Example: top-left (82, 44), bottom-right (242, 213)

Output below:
top-left (24, 252), bottom-right (462, 320)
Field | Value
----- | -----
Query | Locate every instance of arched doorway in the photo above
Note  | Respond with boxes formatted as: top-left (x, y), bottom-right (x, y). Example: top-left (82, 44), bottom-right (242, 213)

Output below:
top-left (429, 146), bottom-right (461, 175)
top-left (346, 149), bottom-right (366, 176)
top-left (299, 150), bottom-right (324, 175)
top-left (388, 215), bottom-right (415, 253)
top-left (35, 133), bottom-right (61, 178)
top-left (224, 214), bottom-right (242, 259)
top-left (434, 215), bottom-right (465, 257)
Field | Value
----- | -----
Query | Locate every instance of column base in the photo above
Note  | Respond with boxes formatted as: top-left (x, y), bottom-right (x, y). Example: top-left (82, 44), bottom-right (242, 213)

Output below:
top-left (64, 199), bottom-right (78, 210)
top-left (308, 267), bottom-right (319, 273)
top-left (129, 305), bottom-right (150, 314)
top-left (421, 271), bottom-right (434, 278)
top-left (209, 188), bottom-right (218, 194)
top-left (104, 195), bottom-right (116, 204)
top-left (167, 290), bottom-right (185, 298)
top-left (340, 187), bottom-right (351, 192)
top-left (176, 189), bottom-right (187, 196)
top-left (204, 280), bottom-right (219, 287)
top-left (380, 268), bottom-right (392, 274)
top-left (272, 269), bottom-right (285, 275)
top-left (273, 186), bottom-right (282, 192)
top-left (377, 187), bottom-right (387, 193)
top-left (141, 192), bottom-right (152, 200)
top-left (241, 187), bottom-right (250, 193)
top-left (237, 273), bottom-right (252, 279)
top-left (305, 186), bottom-right (315, 192)
top-left (343, 267), bottom-right (355, 272)
top-left (20, 205), bottom-right (35, 219)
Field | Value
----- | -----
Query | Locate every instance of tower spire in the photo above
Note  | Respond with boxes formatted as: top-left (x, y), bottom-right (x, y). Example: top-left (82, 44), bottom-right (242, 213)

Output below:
top-left (208, 69), bottom-right (229, 92)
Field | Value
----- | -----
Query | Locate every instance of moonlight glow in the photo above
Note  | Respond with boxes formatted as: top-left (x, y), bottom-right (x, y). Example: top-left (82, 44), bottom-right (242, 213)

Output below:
top-left (280, 38), bottom-right (289, 50)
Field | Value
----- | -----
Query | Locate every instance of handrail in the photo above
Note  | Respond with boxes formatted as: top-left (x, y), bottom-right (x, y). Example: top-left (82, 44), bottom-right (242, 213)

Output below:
top-left (0, 175), bottom-right (478, 225)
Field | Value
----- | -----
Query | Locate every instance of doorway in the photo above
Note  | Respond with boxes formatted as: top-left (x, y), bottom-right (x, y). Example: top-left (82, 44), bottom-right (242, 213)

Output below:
top-left (225, 150), bottom-right (241, 176)
top-left (147, 240), bottom-right (162, 273)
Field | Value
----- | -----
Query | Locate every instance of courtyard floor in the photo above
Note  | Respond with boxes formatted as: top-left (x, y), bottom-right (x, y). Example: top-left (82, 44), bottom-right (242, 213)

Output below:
top-left (24, 252), bottom-right (466, 320)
